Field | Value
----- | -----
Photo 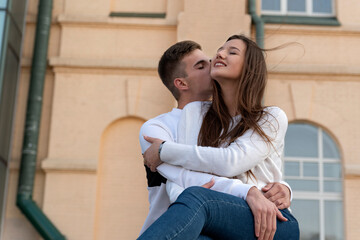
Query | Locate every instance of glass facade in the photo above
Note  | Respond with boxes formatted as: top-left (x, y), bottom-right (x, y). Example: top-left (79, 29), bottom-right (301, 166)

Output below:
top-left (0, 0), bottom-right (28, 236)
top-left (284, 123), bottom-right (343, 240)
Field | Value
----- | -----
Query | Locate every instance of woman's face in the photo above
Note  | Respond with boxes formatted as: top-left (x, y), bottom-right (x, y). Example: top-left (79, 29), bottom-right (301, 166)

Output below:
top-left (210, 39), bottom-right (247, 82)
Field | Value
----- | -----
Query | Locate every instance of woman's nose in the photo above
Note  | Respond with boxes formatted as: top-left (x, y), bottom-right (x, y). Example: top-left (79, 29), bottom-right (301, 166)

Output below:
top-left (216, 50), bottom-right (225, 59)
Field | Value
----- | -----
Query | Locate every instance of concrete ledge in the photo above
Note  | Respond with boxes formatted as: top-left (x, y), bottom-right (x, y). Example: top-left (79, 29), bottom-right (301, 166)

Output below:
top-left (262, 15), bottom-right (340, 26)
top-left (268, 64), bottom-right (360, 76)
top-left (48, 57), bottom-right (157, 70)
top-left (56, 14), bottom-right (175, 28)
top-left (21, 57), bottom-right (360, 77)
top-left (265, 24), bottom-right (360, 35)
top-left (26, 14), bottom-right (176, 29)
top-left (344, 164), bottom-right (360, 177)
top-left (41, 158), bottom-right (97, 173)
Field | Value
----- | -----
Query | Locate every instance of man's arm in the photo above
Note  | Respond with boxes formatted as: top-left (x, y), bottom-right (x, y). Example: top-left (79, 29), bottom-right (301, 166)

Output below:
top-left (262, 182), bottom-right (292, 209)
top-left (139, 120), bottom-right (174, 154)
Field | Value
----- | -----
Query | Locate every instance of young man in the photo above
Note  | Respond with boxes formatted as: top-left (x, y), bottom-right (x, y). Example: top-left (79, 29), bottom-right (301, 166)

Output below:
top-left (139, 41), bottom-right (293, 239)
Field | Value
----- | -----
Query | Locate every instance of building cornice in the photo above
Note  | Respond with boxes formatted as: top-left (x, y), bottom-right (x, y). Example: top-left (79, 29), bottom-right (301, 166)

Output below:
top-left (26, 14), bottom-right (176, 30)
top-left (265, 24), bottom-right (360, 36)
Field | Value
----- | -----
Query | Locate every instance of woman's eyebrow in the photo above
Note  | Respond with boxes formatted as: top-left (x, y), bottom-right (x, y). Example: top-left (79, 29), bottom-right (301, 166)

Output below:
top-left (229, 46), bottom-right (241, 52)
top-left (216, 47), bottom-right (224, 52)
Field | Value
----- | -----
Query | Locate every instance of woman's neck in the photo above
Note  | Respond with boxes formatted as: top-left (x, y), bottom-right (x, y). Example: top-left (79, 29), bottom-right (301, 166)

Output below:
top-left (218, 80), bottom-right (237, 117)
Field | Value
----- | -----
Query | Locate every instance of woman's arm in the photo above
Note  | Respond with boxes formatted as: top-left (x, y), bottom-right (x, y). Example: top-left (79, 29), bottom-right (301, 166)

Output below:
top-left (144, 107), bottom-right (288, 177)
top-left (158, 163), bottom-right (253, 203)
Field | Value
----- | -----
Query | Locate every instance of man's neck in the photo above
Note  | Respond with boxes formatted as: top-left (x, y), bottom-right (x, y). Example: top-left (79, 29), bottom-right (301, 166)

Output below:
top-left (177, 98), bottom-right (191, 109)
top-left (177, 95), bottom-right (209, 109)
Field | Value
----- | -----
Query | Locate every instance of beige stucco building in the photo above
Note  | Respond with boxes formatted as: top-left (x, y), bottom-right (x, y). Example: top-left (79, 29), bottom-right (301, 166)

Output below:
top-left (0, 0), bottom-right (359, 239)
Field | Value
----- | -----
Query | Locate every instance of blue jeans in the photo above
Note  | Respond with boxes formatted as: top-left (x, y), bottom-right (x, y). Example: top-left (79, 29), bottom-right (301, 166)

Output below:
top-left (138, 186), bottom-right (299, 240)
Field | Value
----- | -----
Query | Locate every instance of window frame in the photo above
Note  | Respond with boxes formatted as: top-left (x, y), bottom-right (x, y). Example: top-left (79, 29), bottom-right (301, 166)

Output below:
top-left (283, 124), bottom-right (344, 240)
top-left (261, 0), bottom-right (336, 17)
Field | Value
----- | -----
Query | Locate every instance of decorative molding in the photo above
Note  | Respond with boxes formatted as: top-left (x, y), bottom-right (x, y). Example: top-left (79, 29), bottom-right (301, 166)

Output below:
top-left (344, 164), bottom-right (360, 177)
top-left (268, 64), bottom-right (360, 77)
top-left (48, 57), bottom-right (157, 70)
top-left (41, 158), bottom-right (97, 173)
top-left (262, 15), bottom-right (340, 26)
top-left (264, 23), bottom-right (360, 36)
top-left (26, 14), bottom-right (175, 29)
top-left (109, 12), bottom-right (166, 18)
top-left (56, 14), bottom-right (175, 29)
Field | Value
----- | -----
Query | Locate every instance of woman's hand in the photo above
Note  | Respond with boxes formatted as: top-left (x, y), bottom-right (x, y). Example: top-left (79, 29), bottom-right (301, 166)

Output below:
top-left (246, 187), bottom-right (288, 240)
top-left (143, 136), bottom-right (164, 172)
top-left (201, 178), bottom-right (215, 189)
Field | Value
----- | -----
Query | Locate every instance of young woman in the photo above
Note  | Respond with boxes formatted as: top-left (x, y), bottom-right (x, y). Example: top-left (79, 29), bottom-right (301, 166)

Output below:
top-left (139, 35), bottom-right (299, 240)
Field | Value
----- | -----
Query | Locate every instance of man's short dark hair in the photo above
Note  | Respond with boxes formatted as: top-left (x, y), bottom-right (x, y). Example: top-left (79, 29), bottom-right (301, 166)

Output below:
top-left (158, 40), bottom-right (202, 100)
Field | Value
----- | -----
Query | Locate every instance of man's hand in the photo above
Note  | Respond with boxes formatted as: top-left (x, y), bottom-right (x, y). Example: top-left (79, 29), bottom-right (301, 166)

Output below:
top-left (143, 136), bottom-right (164, 172)
top-left (262, 183), bottom-right (291, 210)
top-left (246, 187), bottom-right (288, 240)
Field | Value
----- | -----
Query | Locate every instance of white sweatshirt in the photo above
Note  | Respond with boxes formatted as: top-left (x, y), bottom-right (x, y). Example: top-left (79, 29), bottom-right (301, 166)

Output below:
top-left (161, 101), bottom-right (289, 201)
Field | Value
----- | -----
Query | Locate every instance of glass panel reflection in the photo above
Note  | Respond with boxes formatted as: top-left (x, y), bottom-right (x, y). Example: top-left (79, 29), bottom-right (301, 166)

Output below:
top-left (303, 162), bottom-right (318, 177)
top-left (286, 179), bottom-right (319, 191)
top-left (284, 161), bottom-right (300, 176)
top-left (324, 163), bottom-right (341, 178)
top-left (313, 0), bottom-right (333, 13)
top-left (0, 11), bottom-right (5, 57)
top-left (323, 131), bottom-right (340, 159)
top-left (325, 201), bottom-right (343, 240)
top-left (0, 0), bottom-right (7, 8)
top-left (292, 199), bottom-right (319, 240)
top-left (288, 0), bottom-right (306, 12)
top-left (324, 180), bottom-right (342, 193)
top-left (285, 123), bottom-right (318, 158)
top-left (261, 0), bottom-right (281, 11)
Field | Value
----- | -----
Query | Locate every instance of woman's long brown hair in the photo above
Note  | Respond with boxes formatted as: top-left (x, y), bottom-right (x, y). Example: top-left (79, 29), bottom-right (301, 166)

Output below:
top-left (198, 35), bottom-right (275, 181)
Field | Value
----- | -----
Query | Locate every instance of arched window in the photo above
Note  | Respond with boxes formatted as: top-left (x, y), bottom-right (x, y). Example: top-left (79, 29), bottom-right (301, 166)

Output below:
top-left (284, 123), bottom-right (343, 240)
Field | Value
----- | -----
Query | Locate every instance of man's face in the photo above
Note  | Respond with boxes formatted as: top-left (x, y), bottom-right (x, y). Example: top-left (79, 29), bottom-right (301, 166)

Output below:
top-left (181, 49), bottom-right (213, 101)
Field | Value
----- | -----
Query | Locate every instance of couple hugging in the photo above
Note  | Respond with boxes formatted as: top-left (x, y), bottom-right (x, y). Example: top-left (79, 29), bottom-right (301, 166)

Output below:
top-left (138, 35), bottom-right (300, 240)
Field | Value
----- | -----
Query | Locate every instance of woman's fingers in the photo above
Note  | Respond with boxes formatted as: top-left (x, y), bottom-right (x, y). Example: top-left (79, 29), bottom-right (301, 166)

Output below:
top-left (258, 210), bottom-right (267, 240)
top-left (275, 208), bottom-right (288, 222)
top-left (269, 210), bottom-right (277, 240)
top-left (201, 178), bottom-right (215, 189)
top-left (254, 210), bottom-right (261, 238)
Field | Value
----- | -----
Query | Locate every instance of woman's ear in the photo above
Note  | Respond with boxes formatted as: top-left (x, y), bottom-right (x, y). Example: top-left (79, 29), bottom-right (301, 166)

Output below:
top-left (174, 78), bottom-right (189, 91)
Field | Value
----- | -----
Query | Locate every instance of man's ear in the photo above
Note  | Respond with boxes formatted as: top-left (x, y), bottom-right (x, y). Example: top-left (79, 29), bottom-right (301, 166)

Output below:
top-left (174, 78), bottom-right (189, 91)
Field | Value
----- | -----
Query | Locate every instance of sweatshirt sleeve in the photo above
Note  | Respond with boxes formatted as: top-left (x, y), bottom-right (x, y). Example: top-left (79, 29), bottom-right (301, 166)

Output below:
top-left (166, 181), bottom-right (185, 204)
top-left (160, 107), bottom-right (288, 177)
top-left (157, 163), bottom-right (253, 201)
